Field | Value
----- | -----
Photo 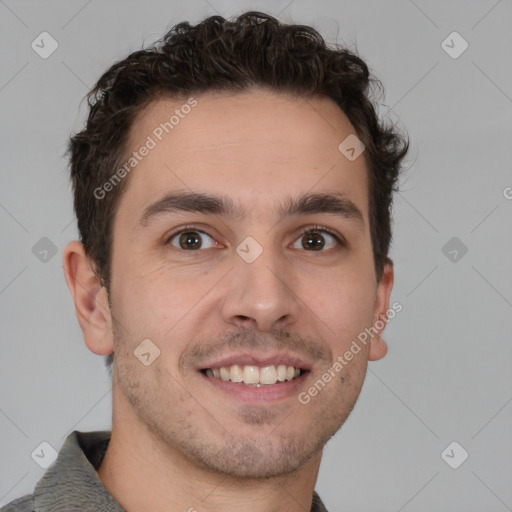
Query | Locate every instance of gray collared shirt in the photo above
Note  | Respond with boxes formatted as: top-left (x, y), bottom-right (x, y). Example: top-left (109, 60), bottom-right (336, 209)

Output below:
top-left (2, 430), bottom-right (329, 511)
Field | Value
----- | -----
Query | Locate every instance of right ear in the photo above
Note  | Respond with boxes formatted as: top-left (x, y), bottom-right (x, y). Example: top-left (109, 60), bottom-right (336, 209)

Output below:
top-left (63, 241), bottom-right (114, 357)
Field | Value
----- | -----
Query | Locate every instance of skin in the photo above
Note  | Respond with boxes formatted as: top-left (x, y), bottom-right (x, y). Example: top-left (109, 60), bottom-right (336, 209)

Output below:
top-left (63, 88), bottom-right (394, 512)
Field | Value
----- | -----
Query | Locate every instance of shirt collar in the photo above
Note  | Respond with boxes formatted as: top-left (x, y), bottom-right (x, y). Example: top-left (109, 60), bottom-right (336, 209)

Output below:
top-left (32, 430), bottom-right (328, 512)
top-left (33, 430), bottom-right (124, 512)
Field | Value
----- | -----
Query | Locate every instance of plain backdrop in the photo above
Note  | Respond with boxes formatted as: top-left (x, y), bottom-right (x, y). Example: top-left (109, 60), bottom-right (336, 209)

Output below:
top-left (1, 1), bottom-right (511, 511)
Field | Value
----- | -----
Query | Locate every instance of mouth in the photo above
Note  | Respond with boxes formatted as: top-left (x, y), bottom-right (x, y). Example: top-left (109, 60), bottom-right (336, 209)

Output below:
top-left (197, 353), bottom-right (312, 402)
top-left (201, 364), bottom-right (307, 387)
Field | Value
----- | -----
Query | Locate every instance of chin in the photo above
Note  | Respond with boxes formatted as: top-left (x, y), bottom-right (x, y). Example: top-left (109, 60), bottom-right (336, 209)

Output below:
top-left (187, 428), bottom-right (333, 480)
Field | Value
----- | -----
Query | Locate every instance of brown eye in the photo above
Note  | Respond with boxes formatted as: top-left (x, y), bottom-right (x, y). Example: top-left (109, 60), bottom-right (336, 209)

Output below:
top-left (291, 229), bottom-right (341, 251)
top-left (169, 230), bottom-right (216, 250)
top-left (302, 232), bottom-right (325, 250)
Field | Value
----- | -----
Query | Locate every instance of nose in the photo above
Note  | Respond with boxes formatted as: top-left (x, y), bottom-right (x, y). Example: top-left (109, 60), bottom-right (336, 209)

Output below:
top-left (220, 243), bottom-right (300, 332)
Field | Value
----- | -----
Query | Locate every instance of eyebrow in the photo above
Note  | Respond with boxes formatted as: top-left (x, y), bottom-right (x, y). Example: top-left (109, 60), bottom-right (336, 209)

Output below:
top-left (137, 191), bottom-right (364, 228)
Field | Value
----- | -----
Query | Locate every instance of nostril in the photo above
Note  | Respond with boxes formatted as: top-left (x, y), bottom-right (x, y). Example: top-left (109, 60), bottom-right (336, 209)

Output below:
top-left (233, 315), bottom-right (255, 325)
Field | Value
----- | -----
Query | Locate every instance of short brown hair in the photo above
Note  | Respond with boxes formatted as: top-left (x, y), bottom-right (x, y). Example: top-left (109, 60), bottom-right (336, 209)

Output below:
top-left (67, 11), bottom-right (408, 371)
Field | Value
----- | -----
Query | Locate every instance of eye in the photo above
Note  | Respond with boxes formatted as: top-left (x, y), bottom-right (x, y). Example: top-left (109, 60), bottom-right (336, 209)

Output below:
top-left (168, 228), bottom-right (219, 250)
top-left (291, 226), bottom-right (343, 251)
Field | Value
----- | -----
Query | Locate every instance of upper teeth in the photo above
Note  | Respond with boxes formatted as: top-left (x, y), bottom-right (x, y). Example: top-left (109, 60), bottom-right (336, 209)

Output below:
top-left (205, 364), bottom-right (301, 385)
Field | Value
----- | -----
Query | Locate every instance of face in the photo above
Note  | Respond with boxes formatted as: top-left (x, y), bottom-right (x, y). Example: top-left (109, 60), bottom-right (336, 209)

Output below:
top-left (105, 89), bottom-right (392, 478)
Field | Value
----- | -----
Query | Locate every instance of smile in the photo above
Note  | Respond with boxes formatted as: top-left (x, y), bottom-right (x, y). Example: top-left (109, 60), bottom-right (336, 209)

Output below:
top-left (202, 364), bottom-right (305, 386)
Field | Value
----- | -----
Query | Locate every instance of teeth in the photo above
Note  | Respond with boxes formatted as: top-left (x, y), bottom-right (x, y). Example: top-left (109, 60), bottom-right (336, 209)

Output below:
top-left (260, 365), bottom-right (278, 384)
top-left (243, 365), bottom-right (260, 384)
top-left (230, 364), bottom-right (243, 383)
top-left (220, 367), bottom-right (230, 381)
top-left (205, 364), bottom-right (302, 385)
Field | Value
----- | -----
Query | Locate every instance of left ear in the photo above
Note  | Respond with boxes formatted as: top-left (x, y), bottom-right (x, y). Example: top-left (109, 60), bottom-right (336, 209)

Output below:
top-left (62, 240), bottom-right (114, 358)
top-left (368, 260), bottom-right (394, 361)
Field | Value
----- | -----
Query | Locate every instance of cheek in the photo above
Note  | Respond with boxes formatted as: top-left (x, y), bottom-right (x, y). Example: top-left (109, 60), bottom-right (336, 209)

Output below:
top-left (111, 261), bottom-right (218, 341)
top-left (302, 267), bottom-right (376, 335)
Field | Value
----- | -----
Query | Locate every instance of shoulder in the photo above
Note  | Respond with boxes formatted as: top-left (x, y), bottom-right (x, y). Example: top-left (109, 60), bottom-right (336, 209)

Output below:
top-left (1, 493), bottom-right (33, 511)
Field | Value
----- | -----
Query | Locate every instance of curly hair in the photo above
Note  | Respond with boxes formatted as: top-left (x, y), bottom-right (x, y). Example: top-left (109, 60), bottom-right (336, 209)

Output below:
top-left (67, 11), bottom-right (408, 370)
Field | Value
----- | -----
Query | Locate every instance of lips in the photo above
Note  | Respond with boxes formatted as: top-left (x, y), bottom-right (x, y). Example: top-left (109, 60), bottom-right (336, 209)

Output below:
top-left (203, 364), bottom-right (304, 386)
top-left (199, 353), bottom-right (311, 388)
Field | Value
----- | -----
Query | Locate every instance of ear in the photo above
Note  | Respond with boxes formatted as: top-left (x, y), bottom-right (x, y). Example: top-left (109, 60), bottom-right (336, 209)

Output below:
top-left (368, 260), bottom-right (394, 361)
top-left (63, 241), bottom-right (114, 357)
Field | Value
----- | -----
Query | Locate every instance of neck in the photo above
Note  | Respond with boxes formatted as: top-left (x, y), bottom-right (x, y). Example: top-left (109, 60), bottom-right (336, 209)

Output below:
top-left (97, 385), bottom-right (322, 512)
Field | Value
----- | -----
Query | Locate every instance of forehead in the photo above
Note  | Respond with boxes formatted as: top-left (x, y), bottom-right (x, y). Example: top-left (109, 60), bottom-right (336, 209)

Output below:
top-left (117, 89), bottom-right (369, 226)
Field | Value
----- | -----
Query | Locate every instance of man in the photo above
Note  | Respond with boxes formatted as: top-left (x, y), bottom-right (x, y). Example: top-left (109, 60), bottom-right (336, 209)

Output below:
top-left (3, 11), bottom-right (407, 512)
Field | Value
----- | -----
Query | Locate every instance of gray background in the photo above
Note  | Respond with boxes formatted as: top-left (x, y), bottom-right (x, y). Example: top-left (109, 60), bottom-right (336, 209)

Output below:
top-left (1, 1), bottom-right (511, 510)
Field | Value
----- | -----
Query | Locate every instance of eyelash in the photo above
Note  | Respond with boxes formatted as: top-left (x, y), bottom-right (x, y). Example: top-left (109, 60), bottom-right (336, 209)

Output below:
top-left (165, 224), bottom-right (345, 250)
top-left (296, 224), bottom-right (345, 247)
